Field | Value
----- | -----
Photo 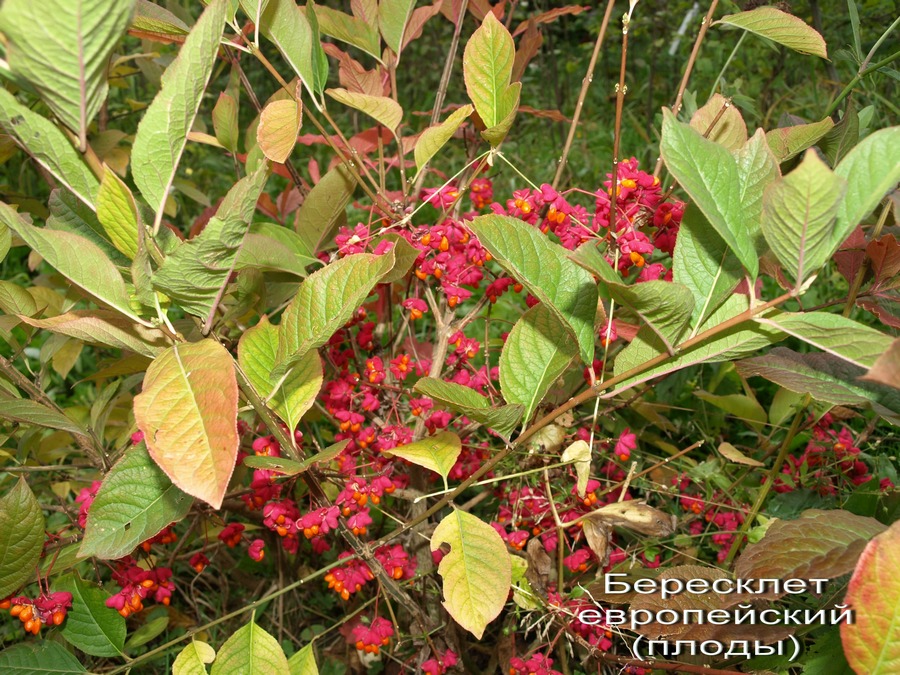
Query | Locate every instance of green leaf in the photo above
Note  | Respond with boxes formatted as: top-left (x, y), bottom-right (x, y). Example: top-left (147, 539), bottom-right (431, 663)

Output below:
top-left (210, 619), bottom-right (290, 675)
top-left (0, 0), bottom-right (134, 149)
top-left (131, 0), bottom-right (227, 219)
top-left (96, 166), bottom-right (140, 259)
top-left (133, 340), bottom-right (240, 509)
top-left (377, 233), bottom-right (419, 284)
top-left (736, 347), bottom-right (900, 424)
top-left (0, 220), bottom-right (9, 263)
top-left (0, 89), bottom-right (99, 208)
top-left (761, 149), bottom-right (847, 288)
top-left (430, 509), bottom-right (511, 639)
top-left (735, 510), bottom-right (885, 595)
top-left (0, 280), bottom-right (38, 317)
top-left (820, 101), bottom-right (859, 166)
top-left (759, 312), bottom-right (893, 370)
top-left (153, 163), bottom-right (269, 323)
top-left (124, 610), bottom-right (169, 650)
top-left (379, 0), bottom-right (415, 54)
top-left (243, 440), bottom-right (349, 476)
top-left (237, 222), bottom-right (317, 276)
top-left (256, 0), bottom-right (324, 102)
top-left (413, 377), bottom-right (523, 438)
top-left (660, 108), bottom-right (758, 278)
top-left (314, 5), bottom-right (381, 62)
top-left (173, 640), bottom-right (216, 675)
top-left (275, 251), bottom-right (401, 374)
top-left (288, 644), bottom-right (318, 675)
top-left (20, 311), bottom-right (169, 359)
top-left (694, 391), bottom-right (767, 431)
top-left (326, 88), bottom-right (402, 135)
top-left (714, 7), bottom-right (827, 58)
top-left (672, 206), bottom-right (743, 330)
top-left (608, 280), bottom-right (694, 355)
top-left (414, 105), bottom-right (473, 176)
top-left (0, 203), bottom-right (144, 323)
top-left (213, 92), bottom-right (240, 154)
top-left (765, 117), bottom-right (834, 163)
top-left (0, 478), bottom-right (45, 598)
top-left (257, 95), bottom-right (302, 163)
top-left (238, 316), bottom-right (323, 431)
top-left (469, 214), bottom-right (597, 365)
top-left (80, 443), bottom-right (193, 560)
top-left (244, 440), bottom-right (348, 474)
top-left (295, 163), bottom-right (355, 256)
top-left (835, 127), bottom-right (900, 236)
top-left (55, 574), bottom-right (125, 657)
top-left (386, 431), bottom-right (462, 488)
top-left (0, 641), bottom-right (86, 674)
top-left (47, 189), bottom-right (130, 267)
top-left (0, 399), bottom-right (88, 437)
top-left (734, 128), bottom-right (780, 257)
top-left (500, 303), bottom-right (577, 425)
top-left (612, 295), bottom-right (784, 393)
top-left (463, 12), bottom-right (521, 145)
top-left (841, 520), bottom-right (900, 674)
top-left (304, 2), bottom-right (329, 101)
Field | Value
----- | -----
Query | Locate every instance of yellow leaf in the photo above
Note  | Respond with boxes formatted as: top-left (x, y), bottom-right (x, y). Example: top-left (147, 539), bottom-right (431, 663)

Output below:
top-left (431, 509), bottom-right (511, 639)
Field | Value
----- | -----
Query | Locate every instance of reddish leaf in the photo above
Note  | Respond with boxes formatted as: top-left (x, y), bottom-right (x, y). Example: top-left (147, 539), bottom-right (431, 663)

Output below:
top-left (512, 5), bottom-right (589, 37)
top-left (511, 19), bottom-right (542, 83)
top-left (322, 43), bottom-right (385, 97)
top-left (833, 226), bottom-right (867, 285)
top-left (734, 509), bottom-right (886, 598)
top-left (862, 339), bottom-right (900, 390)
top-left (841, 520), bottom-right (900, 674)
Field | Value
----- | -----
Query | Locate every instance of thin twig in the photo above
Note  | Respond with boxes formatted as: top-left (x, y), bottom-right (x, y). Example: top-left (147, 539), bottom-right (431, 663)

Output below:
top-left (551, 0), bottom-right (615, 190)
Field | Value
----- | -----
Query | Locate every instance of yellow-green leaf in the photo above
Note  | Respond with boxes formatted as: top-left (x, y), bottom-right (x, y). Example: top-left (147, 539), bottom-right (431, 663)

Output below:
top-left (173, 640), bottom-right (216, 675)
top-left (238, 316), bottom-right (322, 431)
top-left (257, 96), bottom-right (302, 163)
top-left (715, 7), bottom-right (827, 59)
top-left (463, 12), bottom-right (520, 145)
top-left (469, 214), bottom-right (597, 366)
top-left (288, 644), bottom-right (318, 675)
top-left (431, 509), bottom-right (511, 639)
top-left (132, 0), bottom-right (228, 219)
top-left (134, 340), bottom-right (239, 509)
top-left (386, 431), bottom-right (461, 489)
top-left (96, 167), bottom-right (140, 259)
top-left (414, 105), bottom-right (473, 176)
top-left (275, 251), bottom-right (401, 375)
top-left (765, 117), bottom-right (834, 163)
top-left (0, 203), bottom-right (145, 324)
top-left (210, 619), bottom-right (289, 675)
top-left (761, 149), bottom-right (847, 288)
top-left (325, 88), bottom-right (402, 134)
top-left (0, 478), bottom-right (45, 598)
top-left (500, 302), bottom-right (576, 425)
top-left (413, 377), bottom-right (523, 438)
top-left (213, 92), bottom-right (240, 154)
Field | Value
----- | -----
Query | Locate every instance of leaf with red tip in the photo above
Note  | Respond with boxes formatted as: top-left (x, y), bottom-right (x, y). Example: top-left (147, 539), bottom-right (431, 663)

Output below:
top-left (134, 340), bottom-right (239, 509)
top-left (842, 520), bottom-right (900, 674)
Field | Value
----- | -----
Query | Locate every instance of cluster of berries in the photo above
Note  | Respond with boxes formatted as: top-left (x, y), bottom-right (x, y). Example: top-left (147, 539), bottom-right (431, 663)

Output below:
top-left (1, 592), bottom-right (72, 634)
